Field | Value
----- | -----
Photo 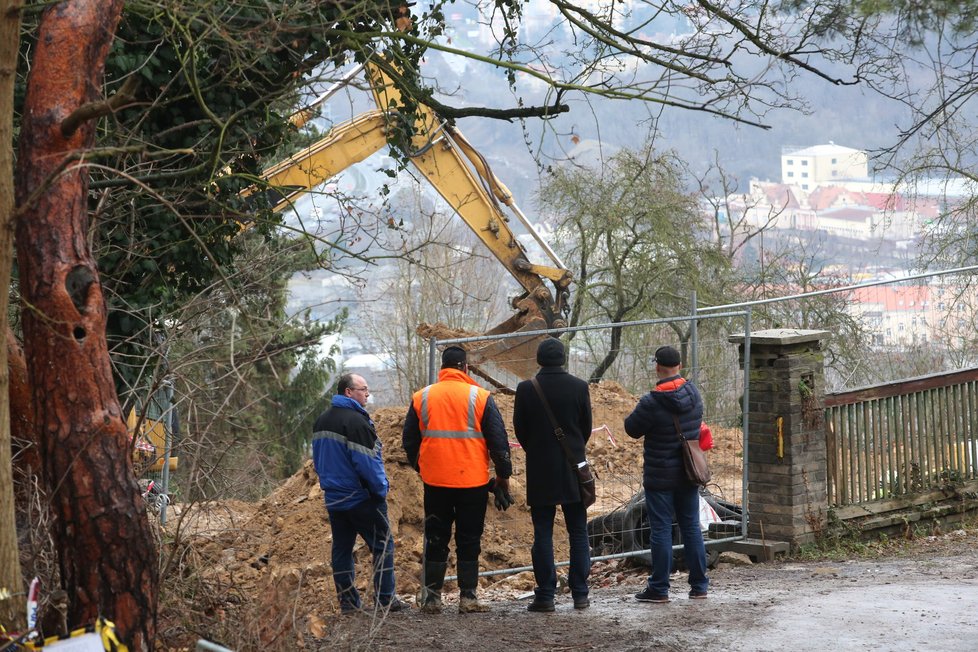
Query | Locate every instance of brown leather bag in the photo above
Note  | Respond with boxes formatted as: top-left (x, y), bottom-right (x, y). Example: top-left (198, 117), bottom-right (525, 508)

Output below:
top-left (674, 414), bottom-right (711, 486)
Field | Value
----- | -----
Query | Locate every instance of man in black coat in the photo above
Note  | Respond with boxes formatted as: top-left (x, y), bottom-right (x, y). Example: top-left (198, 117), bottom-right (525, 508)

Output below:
top-left (513, 337), bottom-right (593, 612)
top-left (624, 345), bottom-right (708, 603)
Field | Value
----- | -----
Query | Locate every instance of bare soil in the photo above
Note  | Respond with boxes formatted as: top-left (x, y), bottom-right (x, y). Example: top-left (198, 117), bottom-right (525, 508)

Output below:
top-left (162, 382), bottom-right (978, 650)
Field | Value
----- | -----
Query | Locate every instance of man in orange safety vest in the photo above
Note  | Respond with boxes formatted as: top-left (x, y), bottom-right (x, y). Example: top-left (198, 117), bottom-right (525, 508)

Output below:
top-left (402, 346), bottom-right (513, 614)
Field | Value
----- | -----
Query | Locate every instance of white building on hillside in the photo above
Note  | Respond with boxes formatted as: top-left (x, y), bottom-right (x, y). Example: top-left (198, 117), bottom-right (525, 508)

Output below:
top-left (781, 143), bottom-right (869, 190)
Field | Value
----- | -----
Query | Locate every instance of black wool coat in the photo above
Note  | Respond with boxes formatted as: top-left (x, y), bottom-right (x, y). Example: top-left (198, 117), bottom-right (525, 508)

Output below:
top-left (513, 366), bottom-right (593, 507)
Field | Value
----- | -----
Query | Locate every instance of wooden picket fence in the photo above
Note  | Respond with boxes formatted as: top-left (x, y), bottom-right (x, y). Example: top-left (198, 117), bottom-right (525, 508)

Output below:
top-left (824, 368), bottom-right (978, 510)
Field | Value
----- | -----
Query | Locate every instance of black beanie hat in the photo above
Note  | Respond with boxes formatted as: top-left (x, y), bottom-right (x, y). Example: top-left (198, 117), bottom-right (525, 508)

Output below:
top-left (536, 337), bottom-right (566, 367)
top-left (441, 346), bottom-right (467, 368)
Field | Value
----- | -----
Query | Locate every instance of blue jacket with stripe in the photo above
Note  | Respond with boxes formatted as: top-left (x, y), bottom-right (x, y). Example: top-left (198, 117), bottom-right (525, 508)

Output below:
top-left (312, 395), bottom-right (389, 511)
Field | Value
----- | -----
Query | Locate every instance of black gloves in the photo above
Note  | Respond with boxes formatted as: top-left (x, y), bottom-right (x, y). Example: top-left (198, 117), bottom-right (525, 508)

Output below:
top-left (488, 477), bottom-right (515, 511)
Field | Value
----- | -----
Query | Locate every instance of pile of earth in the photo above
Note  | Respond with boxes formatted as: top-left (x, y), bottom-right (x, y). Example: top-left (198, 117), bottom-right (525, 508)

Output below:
top-left (165, 381), bottom-right (743, 645)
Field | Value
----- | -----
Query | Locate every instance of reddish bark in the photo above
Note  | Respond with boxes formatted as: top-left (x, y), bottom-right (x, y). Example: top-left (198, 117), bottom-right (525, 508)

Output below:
top-left (8, 330), bottom-right (40, 514)
top-left (14, 2), bottom-right (158, 649)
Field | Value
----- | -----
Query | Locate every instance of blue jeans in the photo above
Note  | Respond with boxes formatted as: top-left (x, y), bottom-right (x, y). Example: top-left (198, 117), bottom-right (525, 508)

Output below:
top-left (530, 502), bottom-right (590, 601)
top-left (644, 486), bottom-right (708, 596)
top-left (328, 496), bottom-right (396, 610)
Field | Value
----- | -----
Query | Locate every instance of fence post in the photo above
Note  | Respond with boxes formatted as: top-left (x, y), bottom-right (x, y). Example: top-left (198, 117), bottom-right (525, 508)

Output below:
top-left (428, 336), bottom-right (437, 385)
top-left (729, 328), bottom-right (830, 549)
top-left (690, 291), bottom-right (698, 387)
top-left (159, 379), bottom-right (174, 526)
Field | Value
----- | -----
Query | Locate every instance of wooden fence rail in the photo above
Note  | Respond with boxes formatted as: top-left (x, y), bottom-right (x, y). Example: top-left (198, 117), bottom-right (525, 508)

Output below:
top-left (824, 368), bottom-right (978, 507)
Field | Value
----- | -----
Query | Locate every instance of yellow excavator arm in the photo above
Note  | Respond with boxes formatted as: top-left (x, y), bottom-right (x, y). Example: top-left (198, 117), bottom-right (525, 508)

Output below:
top-left (250, 110), bottom-right (391, 213)
top-left (250, 59), bottom-right (573, 379)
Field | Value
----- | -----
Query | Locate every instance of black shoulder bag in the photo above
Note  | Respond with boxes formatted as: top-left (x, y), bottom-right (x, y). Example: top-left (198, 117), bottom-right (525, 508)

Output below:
top-left (530, 378), bottom-right (597, 508)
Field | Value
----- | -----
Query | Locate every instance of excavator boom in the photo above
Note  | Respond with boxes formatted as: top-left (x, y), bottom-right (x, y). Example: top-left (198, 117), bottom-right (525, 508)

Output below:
top-left (242, 110), bottom-right (390, 212)
top-left (251, 59), bottom-right (573, 380)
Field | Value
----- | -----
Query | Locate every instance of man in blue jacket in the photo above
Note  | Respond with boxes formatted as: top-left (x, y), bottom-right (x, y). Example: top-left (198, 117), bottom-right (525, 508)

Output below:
top-left (624, 346), bottom-right (708, 603)
top-left (313, 373), bottom-right (404, 613)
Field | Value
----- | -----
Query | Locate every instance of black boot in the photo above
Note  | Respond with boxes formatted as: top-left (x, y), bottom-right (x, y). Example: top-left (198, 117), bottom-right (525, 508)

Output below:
top-left (421, 561), bottom-right (447, 614)
top-left (457, 560), bottom-right (489, 613)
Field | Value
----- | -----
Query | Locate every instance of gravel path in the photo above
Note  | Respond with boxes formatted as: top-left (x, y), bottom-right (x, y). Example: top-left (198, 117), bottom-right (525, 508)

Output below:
top-left (320, 530), bottom-right (978, 651)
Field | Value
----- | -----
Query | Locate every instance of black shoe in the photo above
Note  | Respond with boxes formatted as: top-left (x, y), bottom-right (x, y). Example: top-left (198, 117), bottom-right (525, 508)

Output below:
top-left (379, 597), bottom-right (407, 612)
top-left (635, 587), bottom-right (670, 603)
top-left (688, 591), bottom-right (708, 600)
top-left (527, 598), bottom-right (556, 613)
top-left (573, 596), bottom-right (590, 610)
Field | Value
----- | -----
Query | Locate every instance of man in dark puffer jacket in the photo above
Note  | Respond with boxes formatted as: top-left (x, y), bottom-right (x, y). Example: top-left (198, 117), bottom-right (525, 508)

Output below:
top-left (624, 345), bottom-right (708, 603)
top-left (313, 373), bottom-right (404, 613)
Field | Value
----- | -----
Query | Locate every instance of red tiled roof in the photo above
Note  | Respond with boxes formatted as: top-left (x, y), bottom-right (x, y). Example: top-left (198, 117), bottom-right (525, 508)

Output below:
top-left (820, 206), bottom-right (875, 221)
top-left (761, 184), bottom-right (799, 209)
top-left (849, 285), bottom-right (931, 311)
top-left (809, 186), bottom-right (847, 210)
top-left (860, 192), bottom-right (901, 211)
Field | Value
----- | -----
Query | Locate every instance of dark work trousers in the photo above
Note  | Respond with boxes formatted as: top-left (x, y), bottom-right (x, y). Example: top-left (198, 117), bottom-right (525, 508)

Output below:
top-left (530, 502), bottom-right (590, 601)
top-left (422, 483), bottom-right (489, 564)
top-left (327, 496), bottom-right (396, 611)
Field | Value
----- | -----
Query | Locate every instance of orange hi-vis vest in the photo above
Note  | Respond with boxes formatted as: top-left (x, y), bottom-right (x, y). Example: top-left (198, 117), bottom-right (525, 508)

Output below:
top-left (412, 368), bottom-right (491, 488)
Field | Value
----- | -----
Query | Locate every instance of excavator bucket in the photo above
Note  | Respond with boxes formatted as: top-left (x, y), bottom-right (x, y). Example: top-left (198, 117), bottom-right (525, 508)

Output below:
top-left (417, 303), bottom-right (557, 383)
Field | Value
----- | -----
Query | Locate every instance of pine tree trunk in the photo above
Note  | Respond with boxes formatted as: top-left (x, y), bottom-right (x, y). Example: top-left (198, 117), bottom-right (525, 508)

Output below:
top-left (14, 2), bottom-right (158, 649)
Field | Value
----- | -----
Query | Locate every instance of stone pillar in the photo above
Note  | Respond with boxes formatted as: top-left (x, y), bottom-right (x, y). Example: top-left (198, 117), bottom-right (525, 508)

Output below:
top-left (729, 329), bottom-right (830, 548)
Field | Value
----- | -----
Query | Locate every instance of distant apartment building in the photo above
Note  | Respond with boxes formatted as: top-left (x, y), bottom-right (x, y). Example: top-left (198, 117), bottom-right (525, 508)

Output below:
top-left (846, 284), bottom-right (978, 349)
top-left (816, 206), bottom-right (878, 239)
top-left (781, 143), bottom-right (869, 191)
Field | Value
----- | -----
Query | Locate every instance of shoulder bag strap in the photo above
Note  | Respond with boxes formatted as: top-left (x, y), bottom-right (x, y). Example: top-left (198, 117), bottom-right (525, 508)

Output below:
top-left (672, 414), bottom-right (686, 442)
top-left (530, 377), bottom-right (579, 466)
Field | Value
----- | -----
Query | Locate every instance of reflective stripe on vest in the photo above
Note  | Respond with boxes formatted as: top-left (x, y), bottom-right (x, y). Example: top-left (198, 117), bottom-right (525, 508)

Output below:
top-left (415, 381), bottom-right (490, 487)
top-left (420, 385), bottom-right (479, 438)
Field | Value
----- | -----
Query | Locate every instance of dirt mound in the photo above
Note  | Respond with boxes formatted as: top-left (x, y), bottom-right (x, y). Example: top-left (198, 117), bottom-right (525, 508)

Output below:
top-left (171, 380), bottom-right (743, 640)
